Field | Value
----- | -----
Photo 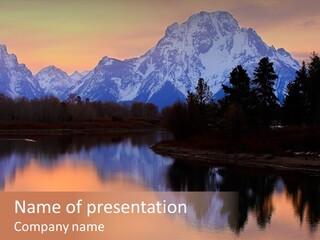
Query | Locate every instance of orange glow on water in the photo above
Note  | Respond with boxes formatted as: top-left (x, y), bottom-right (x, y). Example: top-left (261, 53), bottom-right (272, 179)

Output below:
top-left (4, 159), bottom-right (147, 192)
top-left (3, 159), bottom-right (320, 239)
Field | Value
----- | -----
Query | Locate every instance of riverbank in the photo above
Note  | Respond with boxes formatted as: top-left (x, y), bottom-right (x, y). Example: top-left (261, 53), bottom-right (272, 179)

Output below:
top-left (152, 142), bottom-right (320, 175)
top-left (0, 119), bottom-right (161, 135)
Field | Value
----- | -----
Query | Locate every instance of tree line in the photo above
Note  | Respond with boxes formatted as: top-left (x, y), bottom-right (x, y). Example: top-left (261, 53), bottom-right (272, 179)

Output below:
top-left (163, 53), bottom-right (320, 139)
top-left (0, 94), bottom-right (158, 123)
top-left (0, 53), bottom-right (318, 131)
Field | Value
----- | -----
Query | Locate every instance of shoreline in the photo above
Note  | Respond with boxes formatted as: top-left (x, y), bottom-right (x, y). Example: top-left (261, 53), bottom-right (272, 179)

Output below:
top-left (151, 142), bottom-right (320, 176)
top-left (0, 128), bottom-right (158, 135)
top-left (0, 119), bottom-right (161, 135)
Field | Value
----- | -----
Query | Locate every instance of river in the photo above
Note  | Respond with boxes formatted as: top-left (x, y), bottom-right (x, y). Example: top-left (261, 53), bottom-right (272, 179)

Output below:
top-left (0, 131), bottom-right (319, 239)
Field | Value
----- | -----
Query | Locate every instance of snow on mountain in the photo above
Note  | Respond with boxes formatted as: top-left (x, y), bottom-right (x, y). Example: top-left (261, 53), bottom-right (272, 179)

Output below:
top-left (72, 56), bottom-right (143, 101)
top-left (0, 44), bottom-right (42, 98)
top-left (0, 11), bottom-right (300, 107)
top-left (81, 70), bottom-right (90, 77)
top-left (73, 11), bottom-right (299, 108)
top-left (70, 71), bottom-right (84, 82)
top-left (35, 65), bottom-right (73, 98)
top-left (132, 11), bottom-right (299, 105)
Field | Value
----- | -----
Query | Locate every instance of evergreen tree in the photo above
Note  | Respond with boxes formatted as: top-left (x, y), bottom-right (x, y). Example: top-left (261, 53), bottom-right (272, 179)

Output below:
top-left (187, 78), bottom-right (213, 116)
top-left (187, 78), bottom-right (213, 109)
top-left (252, 57), bottom-right (280, 127)
top-left (220, 65), bottom-right (254, 131)
top-left (221, 65), bottom-right (252, 106)
top-left (186, 78), bottom-right (213, 132)
top-left (306, 52), bottom-right (320, 124)
top-left (283, 62), bottom-right (308, 125)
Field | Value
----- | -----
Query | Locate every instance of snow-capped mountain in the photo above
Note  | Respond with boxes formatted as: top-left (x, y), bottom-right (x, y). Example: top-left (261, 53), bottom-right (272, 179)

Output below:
top-left (73, 11), bottom-right (299, 107)
top-left (0, 11), bottom-right (300, 107)
top-left (70, 71), bottom-right (84, 82)
top-left (0, 44), bottom-right (42, 98)
top-left (72, 57), bottom-right (143, 101)
top-left (35, 65), bottom-right (73, 98)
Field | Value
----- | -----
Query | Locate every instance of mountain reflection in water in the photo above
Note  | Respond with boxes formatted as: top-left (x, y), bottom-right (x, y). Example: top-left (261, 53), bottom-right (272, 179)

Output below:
top-left (0, 131), bottom-right (319, 237)
top-left (0, 132), bottom-right (173, 190)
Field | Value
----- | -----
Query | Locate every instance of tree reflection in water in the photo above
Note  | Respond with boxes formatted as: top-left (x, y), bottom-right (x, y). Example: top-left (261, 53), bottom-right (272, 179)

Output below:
top-left (0, 133), bottom-right (319, 234)
top-left (166, 159), bottom-right (319, 233)
top-left (285, 177), bottom-right (320, 232)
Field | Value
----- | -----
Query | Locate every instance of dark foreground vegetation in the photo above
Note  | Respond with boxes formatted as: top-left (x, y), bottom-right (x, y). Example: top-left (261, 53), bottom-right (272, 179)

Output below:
top-left (158, 53), bottom-right (320, 167)
top-left (156, 127), bottom-right (320, 155)
top-left (0, 94), bottom-right (160, 132)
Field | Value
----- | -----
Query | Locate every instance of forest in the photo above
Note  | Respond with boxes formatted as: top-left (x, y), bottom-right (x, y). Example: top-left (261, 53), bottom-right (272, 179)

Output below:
top-left (0, 94), bottom-right (158, 123)
top-left (162, 53), bottom-right (320, 154)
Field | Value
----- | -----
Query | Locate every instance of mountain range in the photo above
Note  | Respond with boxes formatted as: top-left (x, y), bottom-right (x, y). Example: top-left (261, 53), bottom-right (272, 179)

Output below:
top-left (0, 11), bottom-right (300, 108)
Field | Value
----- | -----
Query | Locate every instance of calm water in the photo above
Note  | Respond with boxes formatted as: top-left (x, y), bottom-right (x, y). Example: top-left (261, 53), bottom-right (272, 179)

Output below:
top-left (0, 131), bottom-right (319, 239)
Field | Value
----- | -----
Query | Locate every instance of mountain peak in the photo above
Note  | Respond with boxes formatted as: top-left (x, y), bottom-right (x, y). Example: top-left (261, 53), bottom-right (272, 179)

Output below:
top-left (71, 70), bottom-right (81, 76)
top-left (189, 10), bottom-right (235, 21)
top-left (211, 10), bottom-right (236, 20)
top-left (35, 65), bottom-right (72, 98)
top-left (70, 71), bottom-right (83, 82)
top-left (41, 65), bottom-right (61, 72)
top-left (99, 56), bottom-right (116, 66)
top-left (165, 11), bottom-right (239, 38)
top-left (35, 65), bottom-right (70, 81)
top-left (36, 65), bottom-right (69, 76)
top-left (187, 11), bottom-right (239, 31)
top-left (0, 44), bottom-right (8, 54)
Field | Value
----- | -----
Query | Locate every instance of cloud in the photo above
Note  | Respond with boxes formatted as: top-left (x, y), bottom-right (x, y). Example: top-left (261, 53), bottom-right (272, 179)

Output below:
top-left (225, 0), bottom-right (320, 29)
top-left (298, 19), bottom-right (317, 27)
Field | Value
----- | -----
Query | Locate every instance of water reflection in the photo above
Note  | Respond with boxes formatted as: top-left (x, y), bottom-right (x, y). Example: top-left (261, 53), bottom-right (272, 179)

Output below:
top-left (0, 132), bottom-right (173, 191)
top-left (153, 191), bottom-right (239, 233)
top-left (285, 178), bottom-right (320, 232)
top-left (0, 132), bottom-right (319, 237)
top-left (166, 160), bottom-right (320, 233)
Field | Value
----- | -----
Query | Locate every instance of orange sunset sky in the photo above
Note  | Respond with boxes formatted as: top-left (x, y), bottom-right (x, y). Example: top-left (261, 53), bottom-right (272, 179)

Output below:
top-left (0, 0), bottom-right (319, 74)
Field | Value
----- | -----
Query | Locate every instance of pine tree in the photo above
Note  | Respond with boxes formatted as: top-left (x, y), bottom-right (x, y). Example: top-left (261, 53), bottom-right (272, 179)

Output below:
top-left (283, 62), bottom-right (308, 125)
top-left (188, 78), bottom-right (212, 107)
top-left (186, 78), bottom-right (213, 132)
top-left (222, 65), bottom-right (251, 106)
top-left (221, 65), bottom-right (254, 130)
top-left (187, 78), bottom-right (212, 115)
top-left (252, 57), bottom-right (280, 127)
top-left (306, 52), bottom-right (320, 124)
